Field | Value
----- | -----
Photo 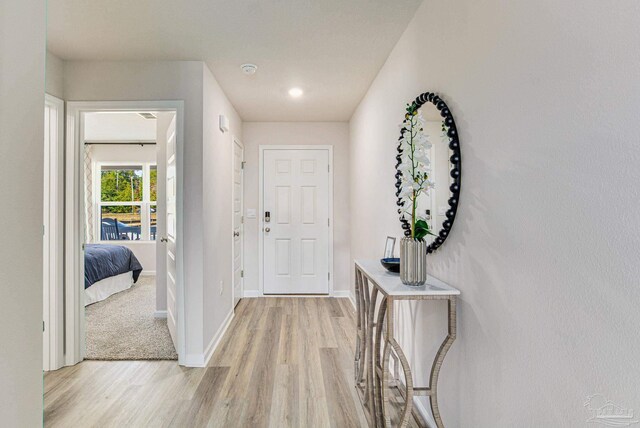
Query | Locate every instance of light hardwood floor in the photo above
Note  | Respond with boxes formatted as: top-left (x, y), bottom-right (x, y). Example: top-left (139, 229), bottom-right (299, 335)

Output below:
top-left (45, 298), bottom-right (373, 428)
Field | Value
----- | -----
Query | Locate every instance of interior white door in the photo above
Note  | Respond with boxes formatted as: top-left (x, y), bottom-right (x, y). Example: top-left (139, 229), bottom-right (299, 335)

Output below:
top-left (263, 149), bottom-right (330, 294)
top-left (165, 115), bottom-right (178, 348)
top-left (232, 139), bottom-right (244, 308)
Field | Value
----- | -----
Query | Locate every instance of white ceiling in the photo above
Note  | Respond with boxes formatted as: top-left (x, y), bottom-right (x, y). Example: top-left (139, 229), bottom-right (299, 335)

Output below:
top-left (84, 112), bottom-right (157, 141)
top-left (47, 0), bottom-right (422, 121)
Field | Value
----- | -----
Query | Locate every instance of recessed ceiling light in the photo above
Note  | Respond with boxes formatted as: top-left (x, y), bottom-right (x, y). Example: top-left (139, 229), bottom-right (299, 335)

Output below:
top-left (289, 87), bottom-right (304, 98)
top-left (240, 63), bottom-right (258, 75)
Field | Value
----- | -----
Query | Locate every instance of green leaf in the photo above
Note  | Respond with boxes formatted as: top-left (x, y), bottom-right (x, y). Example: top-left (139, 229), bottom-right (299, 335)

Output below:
top-left (413, 219), bottom-right (436, 241)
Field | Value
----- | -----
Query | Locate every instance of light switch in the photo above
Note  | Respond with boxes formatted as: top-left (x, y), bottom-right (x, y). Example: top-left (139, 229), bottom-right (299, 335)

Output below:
top-left (246, 208), bottom-right (256, 219)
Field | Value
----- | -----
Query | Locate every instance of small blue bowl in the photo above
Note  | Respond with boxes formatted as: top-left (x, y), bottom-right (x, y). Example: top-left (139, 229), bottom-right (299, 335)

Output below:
top-left (380, 258), bottom-right (400, 273)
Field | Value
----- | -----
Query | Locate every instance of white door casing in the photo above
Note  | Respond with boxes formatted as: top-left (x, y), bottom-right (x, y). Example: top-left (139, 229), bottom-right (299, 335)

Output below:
top-left (232, 137), bottom-right (244, 307)
top-left (65, 101), bottom-right (185, 366)
top-left (262, 148), bottom-right (332, 295)
top-left (43, 94), bottom-right (65, 371)
top-left (165, 114), bottom-right (178, 348)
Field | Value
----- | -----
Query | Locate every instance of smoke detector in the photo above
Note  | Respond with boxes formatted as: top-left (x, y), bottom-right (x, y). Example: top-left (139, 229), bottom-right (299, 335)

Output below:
top-left (240, 63), bottom-right (258, 75)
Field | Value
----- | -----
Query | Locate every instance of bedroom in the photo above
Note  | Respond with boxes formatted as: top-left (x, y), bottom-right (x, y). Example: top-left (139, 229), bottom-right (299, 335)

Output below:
top-left (80, 111), bottom-right (177, 361)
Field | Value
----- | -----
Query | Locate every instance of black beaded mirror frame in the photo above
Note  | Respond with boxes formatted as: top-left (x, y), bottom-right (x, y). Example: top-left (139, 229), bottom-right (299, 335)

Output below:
top-left (395, 92), bottom-right (461, 253)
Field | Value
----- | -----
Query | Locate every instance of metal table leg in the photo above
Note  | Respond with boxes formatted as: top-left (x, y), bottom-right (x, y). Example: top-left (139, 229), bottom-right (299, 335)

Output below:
top-left (366, 283), bottom-right (379, 422)
top-left (428, 297), bottom-right (457, 428)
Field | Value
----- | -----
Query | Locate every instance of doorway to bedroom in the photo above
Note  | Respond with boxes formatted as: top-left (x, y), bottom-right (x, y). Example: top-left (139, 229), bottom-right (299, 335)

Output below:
top-left (64, 102), bottom-right (184, 365)
top-left (83, 111), bottom-right (176, 360)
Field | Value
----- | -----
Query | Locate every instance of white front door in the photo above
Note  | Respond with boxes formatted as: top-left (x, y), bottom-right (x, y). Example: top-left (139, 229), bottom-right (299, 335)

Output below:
top-left (263, 149), bottom-right (330, 294)
top-left (165, 115), bottom-right (178, 348)
top-left (232, 138), bottom-right (244, 308)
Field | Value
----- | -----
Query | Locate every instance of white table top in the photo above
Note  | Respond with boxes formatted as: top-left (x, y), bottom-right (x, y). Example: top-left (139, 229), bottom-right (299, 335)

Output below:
top-left (355, 259), bottom-right (460, 297)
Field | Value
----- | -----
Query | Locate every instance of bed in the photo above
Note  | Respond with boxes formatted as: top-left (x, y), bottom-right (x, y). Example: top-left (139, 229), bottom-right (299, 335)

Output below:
top-left (84, 244), bottom-right (143, 306)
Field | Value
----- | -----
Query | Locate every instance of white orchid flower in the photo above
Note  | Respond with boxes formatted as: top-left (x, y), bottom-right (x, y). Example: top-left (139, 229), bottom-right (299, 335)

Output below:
top-left (397, 105), bottom-right (436, 239)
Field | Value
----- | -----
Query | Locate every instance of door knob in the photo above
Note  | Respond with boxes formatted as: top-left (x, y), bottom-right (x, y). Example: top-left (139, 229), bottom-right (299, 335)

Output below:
top-left (265, 227), bottom-right (271, 233)
top-left (160, 237), bottom-right (168, 243)
top-left (233, 231), bottom-right (240, 237)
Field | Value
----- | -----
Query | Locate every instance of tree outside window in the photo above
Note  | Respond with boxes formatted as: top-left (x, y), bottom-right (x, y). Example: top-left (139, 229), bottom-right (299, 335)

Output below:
top-left (98, 164), bottom-right (156, 241)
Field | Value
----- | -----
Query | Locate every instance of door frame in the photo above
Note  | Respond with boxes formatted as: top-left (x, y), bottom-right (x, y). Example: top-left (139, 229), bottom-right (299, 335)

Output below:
top-left (231, 136), bottom-right (244, 308)
top-left (65, 100), bottom-right (186, 366)
top-left (43, 94), bottom-right (65, 371)
top-left (258, 145), bottom-right (334, 296)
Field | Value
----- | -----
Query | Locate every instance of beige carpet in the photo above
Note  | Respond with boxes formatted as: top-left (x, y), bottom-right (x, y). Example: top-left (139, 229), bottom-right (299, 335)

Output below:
top-left (85, 276), bottom-right (178, 360)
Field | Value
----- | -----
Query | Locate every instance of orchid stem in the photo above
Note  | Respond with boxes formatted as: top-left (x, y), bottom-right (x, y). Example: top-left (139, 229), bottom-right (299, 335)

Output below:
top-left (410, 112), bottom-right (417, 239)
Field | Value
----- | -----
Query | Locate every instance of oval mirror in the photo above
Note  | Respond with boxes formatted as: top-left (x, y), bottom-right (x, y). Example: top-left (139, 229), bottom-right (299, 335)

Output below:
top-left (395, 92), bottom-right (461, 253)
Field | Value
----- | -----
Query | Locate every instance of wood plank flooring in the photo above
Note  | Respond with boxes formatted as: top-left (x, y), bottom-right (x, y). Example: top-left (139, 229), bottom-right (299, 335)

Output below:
top-left (44, 298), bottom-right (370, 428)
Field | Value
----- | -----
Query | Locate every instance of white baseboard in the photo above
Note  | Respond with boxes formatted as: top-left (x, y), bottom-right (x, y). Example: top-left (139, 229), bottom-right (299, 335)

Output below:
top-left (140, 271), bottom-right (156, 276)
top-left (244, 289), bottom-right (355, 300)
top-left (183, 309), bottom-right (235, 368)
top-left (203, 309), bottom-right (234, 367)
top-left (243, 289), bottom-right (261, 298)
top-left (183, 353), bottom-right (205, 367)
top-left (334, 290), bottom-right (356, 310)
top-left (395, 377), bottom-right (437, 428)
top-left (333, 290), bottom-right (351, 298)
top-left (349, 293), bottom-right (356, 310)
top-left (154, 310), bottom-right (167, 319)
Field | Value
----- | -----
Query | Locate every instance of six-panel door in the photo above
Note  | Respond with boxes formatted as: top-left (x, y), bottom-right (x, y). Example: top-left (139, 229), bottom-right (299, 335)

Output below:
top-left (263, 149), bottom-right (330, 294)
top-left (165, 115), bottom-right (178, 349)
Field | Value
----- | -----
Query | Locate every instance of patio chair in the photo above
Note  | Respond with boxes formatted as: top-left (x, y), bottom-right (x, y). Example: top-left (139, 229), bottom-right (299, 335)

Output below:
top-left (101, 219), bottom-right (120, 240)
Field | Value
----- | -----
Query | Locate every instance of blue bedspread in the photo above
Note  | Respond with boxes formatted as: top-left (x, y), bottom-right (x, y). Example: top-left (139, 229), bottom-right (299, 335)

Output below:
top-left (84, 244), bottom-right (143, 289)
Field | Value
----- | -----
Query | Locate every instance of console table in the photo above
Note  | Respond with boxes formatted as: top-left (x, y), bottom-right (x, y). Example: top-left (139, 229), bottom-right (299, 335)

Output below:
top-left (354, 259), bottom-right (460, 428)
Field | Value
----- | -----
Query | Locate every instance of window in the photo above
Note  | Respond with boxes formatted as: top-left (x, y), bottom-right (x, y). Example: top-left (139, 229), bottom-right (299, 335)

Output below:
top-left (150, 165), bottom-right (157, 240)
top-left (97, 164), bottom-right (157, 241)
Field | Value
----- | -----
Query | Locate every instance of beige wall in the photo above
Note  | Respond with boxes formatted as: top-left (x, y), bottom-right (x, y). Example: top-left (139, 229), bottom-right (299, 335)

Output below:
top-left (65, 60), bottom-right (206, 361)
top-left (64, 60), bottom-right (240, 364)
top-left (202, 65), bottom-right (242, 346)
top-left (350, 0), bottom-right (640, 426)
top-left (46, 51), bottom-right (64, 99)
top-left (0, 0), bottom-right (46, 424)
top-left (241, 122), bottom-right (351, 294)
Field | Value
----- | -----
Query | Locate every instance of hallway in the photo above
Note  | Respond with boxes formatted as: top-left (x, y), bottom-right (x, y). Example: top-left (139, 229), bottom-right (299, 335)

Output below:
top-left (45, 298), bottom-right (376, 427)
